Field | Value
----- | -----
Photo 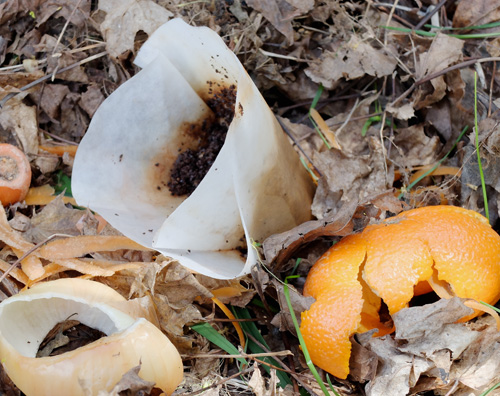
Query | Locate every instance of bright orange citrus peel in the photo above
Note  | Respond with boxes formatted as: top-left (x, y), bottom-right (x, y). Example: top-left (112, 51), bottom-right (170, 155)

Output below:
top-left (300, 205), bottom-right (500, 379)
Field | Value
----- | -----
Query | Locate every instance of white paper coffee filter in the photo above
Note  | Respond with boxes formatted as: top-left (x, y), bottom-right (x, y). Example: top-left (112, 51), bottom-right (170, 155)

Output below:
top-left (72, 19), bottom-right (314, 279)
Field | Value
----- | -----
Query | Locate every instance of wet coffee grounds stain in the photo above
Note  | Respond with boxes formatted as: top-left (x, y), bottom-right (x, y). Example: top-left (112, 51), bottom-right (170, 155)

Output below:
top-left (167, 84), bottom-right (236, 196)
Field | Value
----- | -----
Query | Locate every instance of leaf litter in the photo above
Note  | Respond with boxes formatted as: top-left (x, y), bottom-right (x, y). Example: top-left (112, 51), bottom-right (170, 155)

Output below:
top-left (1, 0), bottom-right (500, 395)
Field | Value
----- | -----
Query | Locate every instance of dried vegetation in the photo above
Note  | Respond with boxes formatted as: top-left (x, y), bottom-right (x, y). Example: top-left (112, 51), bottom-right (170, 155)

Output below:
top-left (2, 0), bottom-right (500, 395)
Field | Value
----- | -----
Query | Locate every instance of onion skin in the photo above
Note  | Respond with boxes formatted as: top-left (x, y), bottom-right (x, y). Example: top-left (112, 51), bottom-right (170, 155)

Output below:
top-left (0, 279), bottom-right (183, 396)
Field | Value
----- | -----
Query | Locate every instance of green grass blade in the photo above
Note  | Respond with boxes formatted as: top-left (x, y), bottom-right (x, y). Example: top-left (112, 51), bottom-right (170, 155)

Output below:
top-left (480, 301), bottom-right (500, 313)
top-left (382, 25), bottom-right (500, 39)
top-left (474, 71), bottom-right (489, 221)
top-left (309, 84), bottom-right (332, 149)
top-left (283, 276), bottom-right (338, 396)
top-left (191, 322), bottom-right (248, 365)
top-left (54, 171), bottom-right (73, 197)
top-left (311, 84), bottom-right (324, 110)
top-left (425, 21), bottom-right (500, 31)
top-left (479, 381), bottom-right (500, 396)
top-left (232, 307), bottom-right (293, 388)
top-left (398, 125), bottom-right (469, 199)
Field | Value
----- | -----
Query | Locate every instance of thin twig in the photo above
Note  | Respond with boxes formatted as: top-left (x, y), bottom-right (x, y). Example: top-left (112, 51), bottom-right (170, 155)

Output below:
top-left (383, 0), bottom-right (399, 46)
top-left (276, 117), bottom-right (322, 177)
top-left (173, 366), bottom-right (254, 396)
top-left (414, 0), bottom-right (449, 31)
top-left (278, 92), bottom-right (369, 114)
top-left (245, 332), bottom-right (320, 395)
top-left (489, 60), bottom-right (496, 117)
top-left (0, 51), bottom-right (108, 109)
top-left (389, 56), bottom-right (500, 107)
top-left (51, 0), bottom-right (85, 80)
top-left (207, 317), bottom-right (259, 323)
top-left (0, 234), bottom-right (72, 285)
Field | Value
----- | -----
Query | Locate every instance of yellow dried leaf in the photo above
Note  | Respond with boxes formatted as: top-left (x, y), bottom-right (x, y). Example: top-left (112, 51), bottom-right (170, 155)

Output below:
top-left (38, 235), bottom-right (150, 260)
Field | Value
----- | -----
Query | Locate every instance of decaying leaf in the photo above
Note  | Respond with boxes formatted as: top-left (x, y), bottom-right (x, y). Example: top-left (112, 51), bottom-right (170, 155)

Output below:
top-left (18, 195), bottom-right (86, 243)
top-left (270, 279), bottom-right (315, 334)
top-left (305, 34), bottom-right (397, 89)
top-left (453, 0), bottom-right (500, 28)
top-left (391, 125), bottom-right (441, 168)
top-left (36, 0), bottom-right (91, 27)
top-left (95, 364), bottom-right (155, 396)
top-left (263, 191), bottom-right (404, 268)
top-left (0, 96), bottom-right (38, 155)
top-left (461, 118), bottom-right (500, 221)
top-left (412, 34), bottom-right (464, 110)
top-left (98, 0), bottom-right (173, 57)
top-left (311, 137), bottom-right (390, 220)
top-left (245, 0), bottom-right (314, 43)
top-left (354, 298), bottom-right (500, 396)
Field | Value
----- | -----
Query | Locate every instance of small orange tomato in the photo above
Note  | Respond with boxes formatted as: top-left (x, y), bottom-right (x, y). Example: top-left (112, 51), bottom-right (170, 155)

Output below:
top-left (0, 144), bottom-right (32, 205)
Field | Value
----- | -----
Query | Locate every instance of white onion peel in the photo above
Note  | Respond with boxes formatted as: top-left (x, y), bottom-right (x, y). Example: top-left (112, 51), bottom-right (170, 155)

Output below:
top-left (0, 279), bottom-right (183, 395)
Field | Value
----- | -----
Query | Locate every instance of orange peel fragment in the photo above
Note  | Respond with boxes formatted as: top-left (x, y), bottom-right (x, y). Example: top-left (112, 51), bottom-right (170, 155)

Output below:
top-left (300, 205), bottom-right (500, 379)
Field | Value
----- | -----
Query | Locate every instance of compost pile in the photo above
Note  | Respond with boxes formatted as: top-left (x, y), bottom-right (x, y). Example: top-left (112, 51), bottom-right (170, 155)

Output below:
top-left (1, 1), bottom-right (500, 395)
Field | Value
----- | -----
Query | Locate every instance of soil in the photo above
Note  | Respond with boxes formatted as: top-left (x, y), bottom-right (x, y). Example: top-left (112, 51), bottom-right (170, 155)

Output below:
top-left (167, 84), bottom-right (237, 196)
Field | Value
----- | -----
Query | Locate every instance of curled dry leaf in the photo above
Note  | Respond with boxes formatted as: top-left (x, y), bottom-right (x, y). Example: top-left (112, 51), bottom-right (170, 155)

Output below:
top-left (0, 202), bottom-right (153, 282)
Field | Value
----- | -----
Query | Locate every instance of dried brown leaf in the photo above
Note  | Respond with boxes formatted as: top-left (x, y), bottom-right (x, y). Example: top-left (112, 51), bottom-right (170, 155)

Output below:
top-left (263, 191), bottom-right (403, 267)
top-left (0, 0), bottom-right (41, 26)
top-left (245, 0), bottom-right (314, 43)
top-left (262, 198), bottom-right (357, 267)
top-left (23, 195), bottom-right (86, 243)
top-left (311, 137), bottom-right (390, 219)
top-left (37, 0), bottom-right (91, 27)
top-left (99, 0), bottom-right (173, 57)
top-left (0, 96), bottom-right (38, 155)
top-left (96, 364), bottom-right (155, 396)
top-left (391, 125), bottom-right (441, 168)
top-left (355, 298), bottom-right (498, 396)
top-left (415, 33), bottom-right (464, 79)
top-left (385, 102), bottom-right (415, 121)
top-left (305, 35), bottom-right (397, 89)
top-left (80, 84), bottom-right (105, 118)
top-left (270, 279), bottom-right (314, 334)
top-left (453, 0), bottom-right (500, 28)
top-left (38, 84), bottom-right (70, 120)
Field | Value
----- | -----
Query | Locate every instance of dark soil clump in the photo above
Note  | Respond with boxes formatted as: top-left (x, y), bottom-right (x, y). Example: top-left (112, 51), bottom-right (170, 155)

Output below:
top-left (168, 85), bottom-right (236, 196)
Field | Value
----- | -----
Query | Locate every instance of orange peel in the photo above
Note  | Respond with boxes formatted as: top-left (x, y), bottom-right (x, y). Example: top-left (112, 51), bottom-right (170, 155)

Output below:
top-left (300, 205), bottom-right (500, 379)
